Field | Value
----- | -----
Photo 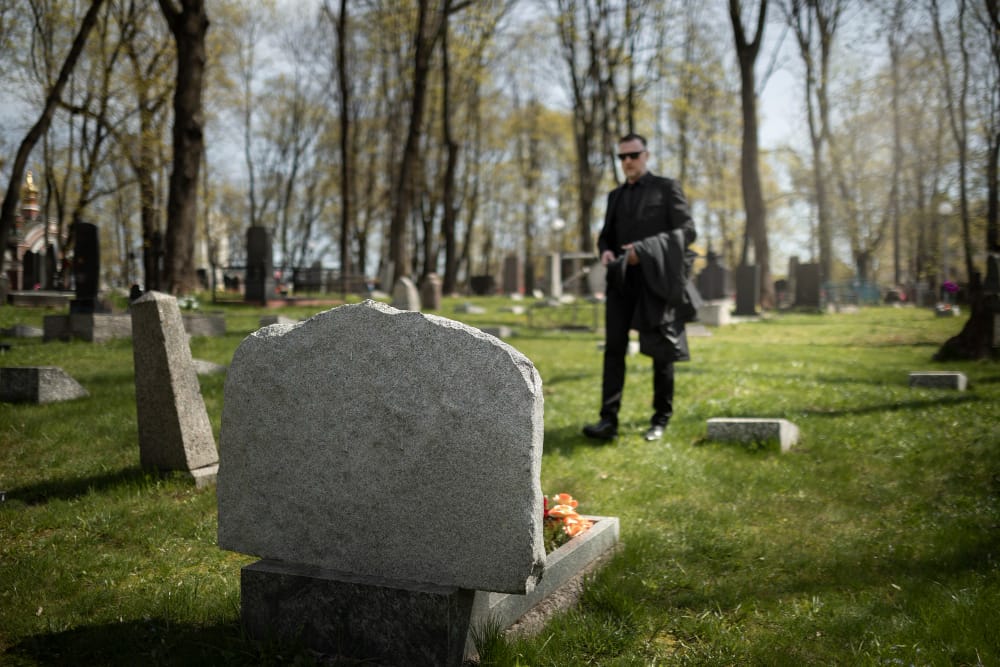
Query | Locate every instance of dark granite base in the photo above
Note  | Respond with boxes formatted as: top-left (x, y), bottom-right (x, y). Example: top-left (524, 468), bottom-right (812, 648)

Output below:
top-left (241, 561), bottom-right (474, 666)
top-left (240, 516), bottom-right (620, 665)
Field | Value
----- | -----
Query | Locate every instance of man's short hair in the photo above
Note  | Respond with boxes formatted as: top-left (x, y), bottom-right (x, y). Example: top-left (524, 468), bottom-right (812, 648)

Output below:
top-left (619, 132), bottom-right (647, 147)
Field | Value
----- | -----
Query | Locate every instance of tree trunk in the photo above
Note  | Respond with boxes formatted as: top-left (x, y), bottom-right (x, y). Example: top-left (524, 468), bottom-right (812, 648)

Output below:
top-left (157, 0), bottom-right (208, 295)
top-left (439, 9), bottom-right (460, 294)
top-left (0, 0), bottom-right (106, 284)
top-left (334, 0), bottom-right (353, 297)
top-left (389, 0), bottom-right (443, 284)
top-left (729, 0), bottom-right (774, 309)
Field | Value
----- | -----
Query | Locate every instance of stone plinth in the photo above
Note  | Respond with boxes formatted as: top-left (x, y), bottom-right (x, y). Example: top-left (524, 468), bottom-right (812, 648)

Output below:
top-left (242, 561), bottom-right (475, 667)
top-left (707, 417), bottom-right (799, 452)
top-left (131, 291), bottom-right (218, 486)
top-left (909, 371), bottom-right (968, 391)
top-left (182, 312), bottom-right (226, 337)
top-left (0, 366), bottom-right (88, 404)
top-left (698, 302), bottom-right (731, 327)
top-left (43, 313), bottom-right (132, 343)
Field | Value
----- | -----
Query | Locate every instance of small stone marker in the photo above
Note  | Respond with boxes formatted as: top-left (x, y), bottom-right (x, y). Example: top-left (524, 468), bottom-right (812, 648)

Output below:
top-left (0, 366), bottom-right (88, 404)
top-left (909, 371), bottom-right (968, 391)
top-left (131, 291), bottom-right (219, 486)
top-left (218, 300), bottom-right (548, 666)
top-left (391, 276), bottom-right (421, 311)
top-left (707, 417), bottom-right (799, 452)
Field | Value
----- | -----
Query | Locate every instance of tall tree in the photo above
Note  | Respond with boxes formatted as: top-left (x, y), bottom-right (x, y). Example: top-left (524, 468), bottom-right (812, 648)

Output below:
top-left (388, 0), bottom-right (445, 283)
top-left (0, 0), bottom-right (106, 285)
top-left (729, 0), bottom-right (774, 308)
top-left (934, 0), bottom-right (999, 359)
top-left (156, 0), bottom-right (208, 294)
top-left (552, 0), bottom-right (628, 254)
top-left (781, 0), bottom-right (838, 285)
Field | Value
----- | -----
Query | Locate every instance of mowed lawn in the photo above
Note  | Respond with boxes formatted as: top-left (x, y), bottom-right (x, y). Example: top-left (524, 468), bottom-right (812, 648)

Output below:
top-left (1, 300), bottom-right (997, 665)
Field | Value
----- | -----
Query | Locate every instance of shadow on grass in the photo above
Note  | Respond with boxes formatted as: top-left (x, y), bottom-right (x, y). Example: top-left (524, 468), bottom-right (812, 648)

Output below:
top-left (7, 617), bottom-right (462, 666)
top-left (4, 466), bottom-right (159, 506)
top-left (544, 425), bottom-right (619, 455)
top-left (798, 394), bottom-right (982, 417)
top-left (8, 619), bottom-right (262, 666)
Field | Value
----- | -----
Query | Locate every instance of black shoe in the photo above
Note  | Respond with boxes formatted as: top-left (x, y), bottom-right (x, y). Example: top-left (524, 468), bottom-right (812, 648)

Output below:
top-left (583, 419), bottom-right (618, 440)
top-left (644, 425), bottom-right (665, 441)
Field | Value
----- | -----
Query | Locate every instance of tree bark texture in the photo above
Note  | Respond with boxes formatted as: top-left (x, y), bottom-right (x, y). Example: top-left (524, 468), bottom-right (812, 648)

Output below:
top-left (157, 0), bottom-right (208, 295)
top-left (729, 0), bottom-right (774, 309)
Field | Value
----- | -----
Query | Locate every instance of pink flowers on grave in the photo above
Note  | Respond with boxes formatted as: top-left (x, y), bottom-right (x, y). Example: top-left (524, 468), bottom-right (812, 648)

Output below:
top-left (544, 492), bottom-right (594, 539)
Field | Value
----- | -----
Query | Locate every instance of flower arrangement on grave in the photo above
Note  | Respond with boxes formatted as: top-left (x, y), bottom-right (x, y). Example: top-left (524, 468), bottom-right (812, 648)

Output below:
top-left (543, 492), bottom-right (594, 553)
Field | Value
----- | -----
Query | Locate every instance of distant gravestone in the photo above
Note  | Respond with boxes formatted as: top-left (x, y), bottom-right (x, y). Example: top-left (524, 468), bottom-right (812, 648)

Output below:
top-left (795, 263), bottom-right (822, 309)
top-left (218, 300), bottom-right (547, 664)
top-left (245, 226), bottom-right (273, 305)
top-left (1, 366), bottom-right (88, 404)
top-left (696, 251), bottom-right (731, 301)
top-left (707, 417), bottom-right (799, 452)
top-left (503, 254), bottom-right (524, 295)
top-left (908, 371), bottom-right (967, 391)
top-left (420, 273), bottom-right (443, 310)
top-left (131, 291), bottom-right (219, 487)
top-left (586, 261), bottom-right (606, 299)
top-left (733, 264), bottom-right (759, 316)
top-left (391, 276), bottom-right (421, 311)
top-left (545, 254), bottom-right (562, 299)
top-left (71, 222), bottom-right (100, 314)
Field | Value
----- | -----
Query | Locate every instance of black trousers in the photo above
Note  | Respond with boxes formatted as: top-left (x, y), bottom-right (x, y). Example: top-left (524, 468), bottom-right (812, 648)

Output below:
top-left (600, 272), bottom-right (674, 427)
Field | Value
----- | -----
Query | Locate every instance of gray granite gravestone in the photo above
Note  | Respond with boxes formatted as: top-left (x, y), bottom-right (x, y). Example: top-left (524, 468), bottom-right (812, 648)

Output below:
top-left (795, 263), bottom-right (823, 309)
top-left (1, 366), bottom-right (88, 404)
top-left (503, 254), bottom-right (524, 295)
top-left (245, 226), bottom-right (273, 305)
top-left (707, 417), bottom-right (800, 452)
top-left (696, 251), bottom-right (731, 300)
top-left (734, 264), bottom-right (760, 316)
top-left (130, 291), bottom-right (218, 487)
top-left (217, 300), bottom-right (547, 665)
top-left (545, 253), bottom-right (563, 299)
top-left (391, 276), bottom-right (421, 311)
top-left (420, 272), bottom-right (443, 310)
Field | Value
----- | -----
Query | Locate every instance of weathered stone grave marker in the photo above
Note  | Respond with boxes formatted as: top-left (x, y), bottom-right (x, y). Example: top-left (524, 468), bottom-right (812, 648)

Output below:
top-left (130, 291), bottom-right (218, 487)
top-left (707, 417), bottom-right (800, 452)
top-left (217, 300), bottom-right (617, 665)
top-left (391, 276), bottom-right (421, 311)
top-left (0, 366), bottom-right (88, 404)
top-left (908, 371), bottom-right (968, 391)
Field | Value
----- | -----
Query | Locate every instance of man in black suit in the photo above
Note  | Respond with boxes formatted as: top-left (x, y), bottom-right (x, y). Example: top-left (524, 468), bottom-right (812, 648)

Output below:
top-left (583, 132), bottom-right (698, 442)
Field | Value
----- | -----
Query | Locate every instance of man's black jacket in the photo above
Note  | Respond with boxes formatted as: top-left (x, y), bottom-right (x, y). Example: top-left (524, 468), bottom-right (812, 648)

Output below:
top-left (599, 172), bottom-right (698, 362)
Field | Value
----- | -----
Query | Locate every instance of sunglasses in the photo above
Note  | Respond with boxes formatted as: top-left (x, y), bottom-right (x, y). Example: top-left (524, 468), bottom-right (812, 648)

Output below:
top-left (617, 151), bottom-right (645, 161)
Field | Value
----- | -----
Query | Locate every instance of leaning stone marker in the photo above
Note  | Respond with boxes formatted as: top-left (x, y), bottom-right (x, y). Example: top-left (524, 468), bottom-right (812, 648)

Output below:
top-left (131, 291), bottom-right (218, 487)
top-left (218, 300), bottom-right (546, 665)
top-left (0, 366), bottom-right (88, 404)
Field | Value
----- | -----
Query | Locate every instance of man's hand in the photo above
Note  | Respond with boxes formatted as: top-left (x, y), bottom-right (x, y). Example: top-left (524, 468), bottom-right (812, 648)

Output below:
top-left (622, 244), bottom-right (639, 266)
top-left (600, 249), bottom-right (616, 266)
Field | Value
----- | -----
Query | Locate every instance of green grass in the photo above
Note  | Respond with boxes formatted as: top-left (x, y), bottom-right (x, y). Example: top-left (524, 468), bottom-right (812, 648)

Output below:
top-left (1, 298), bottom-right (998, 665)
